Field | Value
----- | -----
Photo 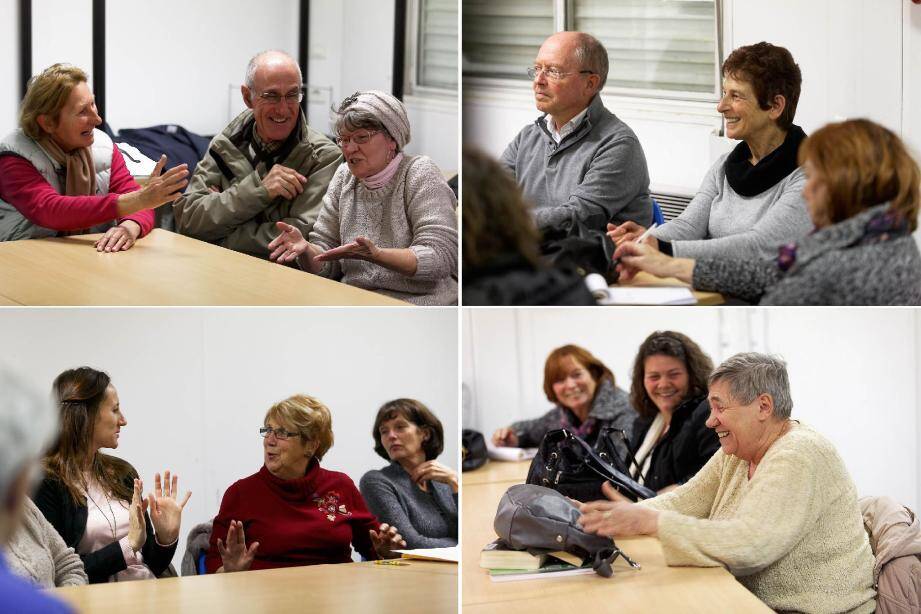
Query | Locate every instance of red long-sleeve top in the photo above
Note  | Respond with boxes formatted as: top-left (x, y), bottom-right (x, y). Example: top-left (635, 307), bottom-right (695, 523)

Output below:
top-left (0, 143), bottom-right (154, 235)
top-left (205, 462), bottom-right (380, 573)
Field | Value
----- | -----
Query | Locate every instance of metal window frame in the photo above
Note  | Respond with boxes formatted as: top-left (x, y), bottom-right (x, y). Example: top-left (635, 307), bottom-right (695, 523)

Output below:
top-left (404, 0), bottom-right (458, 99)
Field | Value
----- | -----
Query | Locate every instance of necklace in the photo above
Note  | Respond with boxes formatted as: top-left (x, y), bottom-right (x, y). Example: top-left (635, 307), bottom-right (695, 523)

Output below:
top-left (85, 480), bottom-right (118, 541)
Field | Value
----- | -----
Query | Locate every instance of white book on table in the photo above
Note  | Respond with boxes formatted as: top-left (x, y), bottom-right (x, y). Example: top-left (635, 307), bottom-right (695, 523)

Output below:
top-left (585, 274), bottom-right (697, 305)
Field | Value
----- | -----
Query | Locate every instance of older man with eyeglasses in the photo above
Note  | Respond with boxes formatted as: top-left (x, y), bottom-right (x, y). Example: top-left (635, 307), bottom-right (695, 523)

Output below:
top-left (501, 32), bottom-right (653, 235)
top-left (173, 50), bottom-right (341, 259)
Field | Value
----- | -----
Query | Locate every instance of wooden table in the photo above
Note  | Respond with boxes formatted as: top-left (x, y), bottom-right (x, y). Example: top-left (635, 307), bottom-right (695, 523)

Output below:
top-left (617, 271), bottom-right (724, 305)
top-left (52, 560), bottom-right (456, 614)
top-left (0, 230), bottom-right (406, 306)
top-left (462, 462), bottom-right (771, 613)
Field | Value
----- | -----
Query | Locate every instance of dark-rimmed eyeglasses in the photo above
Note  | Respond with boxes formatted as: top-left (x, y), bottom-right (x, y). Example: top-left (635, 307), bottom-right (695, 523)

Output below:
top-left (259, 426), bottom-right (299, 440)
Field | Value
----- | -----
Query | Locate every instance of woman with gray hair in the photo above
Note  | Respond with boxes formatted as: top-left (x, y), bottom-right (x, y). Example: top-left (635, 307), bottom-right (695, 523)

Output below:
top-left (268, 91), bottom-right (458, 305)
top-left (0, 371), bottom-right (74, 612)
top-left (578, 353), bottom-right (876, 612)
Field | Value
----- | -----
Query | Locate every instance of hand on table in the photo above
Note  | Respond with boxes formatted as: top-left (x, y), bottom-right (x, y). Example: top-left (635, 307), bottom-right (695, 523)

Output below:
top-left (127, 478), bottom-right (148, 552)
top-left (261, 164), bottom-right (307, 200)
top-left (491, 427), bottom-right (519, 448)
top-left (146, 470), bottom-right (191, 545)
top-left (607, 222), bottom-right (658, 250)
top-left (577, 481), bottom-right (659, 538)
top-left (95, 221), bottom-right (141, 252)
top-left (410, 460), bottom-right (458, 493)
top-left (370, 523), bottom-right (407, 558)
top-left (217, 520), bottom-right (259, 572)
top-left (314, 237), bottom-right (381, 264)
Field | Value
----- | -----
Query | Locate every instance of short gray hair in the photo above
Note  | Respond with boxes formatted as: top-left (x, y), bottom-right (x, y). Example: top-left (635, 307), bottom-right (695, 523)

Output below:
top-left (244, 50), bottom-right (302, 89)
top-left (0, 370), bottom-right (58, 501)
top-left (573, 33), bottom-right (609, 90)
top-left (709, 353), bottom-right (793, 419)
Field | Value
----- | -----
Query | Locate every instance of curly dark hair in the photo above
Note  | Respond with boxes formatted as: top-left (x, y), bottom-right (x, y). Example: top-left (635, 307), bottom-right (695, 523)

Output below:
top-left (372, 399), bottom-right (444, 461)
top-left (722, 42), bottom-right (802, 131)
top-left (462, 146), bottom-right (542, 269)
top-left (629, 332), bottom-right (714, 419)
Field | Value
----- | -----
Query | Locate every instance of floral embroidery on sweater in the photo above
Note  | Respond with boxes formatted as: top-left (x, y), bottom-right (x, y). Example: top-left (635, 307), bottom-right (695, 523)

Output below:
top-left (313, 492), bottom-right (352, 522)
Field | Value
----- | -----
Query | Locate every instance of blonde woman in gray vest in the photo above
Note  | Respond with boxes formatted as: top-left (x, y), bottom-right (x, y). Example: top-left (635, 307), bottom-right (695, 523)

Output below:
top-left (0, 64), bottom-right (188, 251)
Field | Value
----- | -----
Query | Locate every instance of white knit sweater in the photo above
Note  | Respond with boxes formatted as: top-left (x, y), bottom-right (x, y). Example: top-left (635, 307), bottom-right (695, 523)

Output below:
top-left (2, 498), bottom-right (86, 588)
top-left (641, 422), bottom-right (876, 613)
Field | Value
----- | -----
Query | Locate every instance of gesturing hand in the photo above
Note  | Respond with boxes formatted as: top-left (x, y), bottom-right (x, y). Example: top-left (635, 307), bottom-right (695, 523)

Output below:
top-left (314, 237), bottom-right (380, 263)
top-left (261, 164), bottom-right (307, 200)
top-left (140, 155), bottom-right (189, 209)
top-left (409, 460), bottom-right (458, 493)
top-left (577, 482), bottom-right (659, 538)
top-left (269, 221), bottom-right (312, 262)
top-left (217, 520), bottom-right (259, 573)
top-left (95, 221), bottom-right (141, 253)
top-left (146, 470), bottom-right (191, 545)
top-left (369, 523), bottom-right (407, 558)
top-left (127, 478), bottom-right (148, 552)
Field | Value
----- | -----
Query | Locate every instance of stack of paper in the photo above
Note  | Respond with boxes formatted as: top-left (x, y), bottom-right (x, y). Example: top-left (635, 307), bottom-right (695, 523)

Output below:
top-left (485, 442), bottom-right (538, 461)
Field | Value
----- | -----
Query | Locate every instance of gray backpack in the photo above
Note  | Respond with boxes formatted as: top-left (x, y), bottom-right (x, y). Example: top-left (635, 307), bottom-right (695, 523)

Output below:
top-left (494, 483), bottom-right (639, 577)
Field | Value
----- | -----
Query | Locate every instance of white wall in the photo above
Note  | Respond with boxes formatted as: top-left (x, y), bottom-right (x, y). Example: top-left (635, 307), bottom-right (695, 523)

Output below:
top-left (2, 0), bottom-right (457, 172)
top-left (462, 308), bottom-right (920, 511)
top-left (463, 0), bottom-right (918, 194)
top-left (0, 0), bottom-right (18, 136)
top-left (0, 308), bottom-right (459, 571)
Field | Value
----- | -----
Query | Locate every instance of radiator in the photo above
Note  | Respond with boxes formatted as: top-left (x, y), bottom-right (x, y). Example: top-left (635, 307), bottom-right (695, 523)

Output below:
top-left (651, 190), bottom-right (694, 221)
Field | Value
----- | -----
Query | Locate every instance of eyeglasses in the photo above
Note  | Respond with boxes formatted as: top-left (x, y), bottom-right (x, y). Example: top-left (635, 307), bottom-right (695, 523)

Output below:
top-left (256, 87), bottom-right (305, 106)
top-left (259, 426), bottom-right (299, 440)
top-left (335, 130), bottom-right (380, 148)
top-left (527, 66), bottom-right (595, 82)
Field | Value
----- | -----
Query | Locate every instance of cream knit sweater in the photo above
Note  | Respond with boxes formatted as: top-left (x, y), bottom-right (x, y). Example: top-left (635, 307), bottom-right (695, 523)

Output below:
top-left (641, 422), bottom-right (876, 613)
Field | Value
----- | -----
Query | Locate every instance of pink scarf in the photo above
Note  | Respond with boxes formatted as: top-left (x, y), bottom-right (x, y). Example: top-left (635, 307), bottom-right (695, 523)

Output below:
top-left (361, 153), bottom-right (403, 189)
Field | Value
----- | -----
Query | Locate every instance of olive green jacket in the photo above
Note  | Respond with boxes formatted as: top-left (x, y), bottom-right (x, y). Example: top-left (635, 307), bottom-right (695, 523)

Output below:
top-left (173, 110), bottom-right (342, 258)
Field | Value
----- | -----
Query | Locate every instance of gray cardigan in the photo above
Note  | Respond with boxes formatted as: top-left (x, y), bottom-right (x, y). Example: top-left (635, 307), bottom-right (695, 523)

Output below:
top-left (652, 153), bottom-right (813, 260)
top-left (693, 203), bottom-right (921, 305)
top-left (359, 463), bottom-right (457, 549)
top-left (500, 94), bottom-right (653, 232)
top-left (2, 498), bottom-right (87, 588)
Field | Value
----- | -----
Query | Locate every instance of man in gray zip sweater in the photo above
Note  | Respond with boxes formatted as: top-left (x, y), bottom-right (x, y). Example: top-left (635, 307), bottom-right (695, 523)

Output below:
top-left (500, 32), bottom-right (653, 235)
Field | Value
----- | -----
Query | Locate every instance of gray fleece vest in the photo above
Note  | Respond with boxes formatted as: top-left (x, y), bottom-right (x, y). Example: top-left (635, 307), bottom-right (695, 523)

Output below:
top-left (0, 128), bottom-right (113, 241)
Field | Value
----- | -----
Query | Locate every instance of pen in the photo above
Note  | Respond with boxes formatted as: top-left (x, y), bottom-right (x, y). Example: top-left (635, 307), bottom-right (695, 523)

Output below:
top-left (374, 560), bottom-right (409, 566)
top-left (611, 222), bottom-right (658, 270)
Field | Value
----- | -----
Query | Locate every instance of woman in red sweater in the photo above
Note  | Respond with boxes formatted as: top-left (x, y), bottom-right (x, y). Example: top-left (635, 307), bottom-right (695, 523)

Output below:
top-left (205, 394), bottom-right (406, 573)
top-left (0, 63), bottom-right (188, 251)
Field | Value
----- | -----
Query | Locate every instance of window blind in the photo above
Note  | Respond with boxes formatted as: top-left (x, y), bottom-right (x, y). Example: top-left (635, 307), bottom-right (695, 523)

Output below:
top-left (462, 0), bottom-right (554, 80)
top-left (418, 0), bottom-right (459, 90)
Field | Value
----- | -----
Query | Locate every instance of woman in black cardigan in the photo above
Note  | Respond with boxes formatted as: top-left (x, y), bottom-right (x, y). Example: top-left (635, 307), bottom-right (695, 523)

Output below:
top-left (627, 332), bottom-right (719, 493)
top-left (34, 367), bottom-right (190, 583)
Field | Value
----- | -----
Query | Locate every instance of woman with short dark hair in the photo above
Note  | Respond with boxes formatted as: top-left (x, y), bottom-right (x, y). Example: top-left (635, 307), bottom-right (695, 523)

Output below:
top-left (627, 332), bottom-right (718, 493)
top-left (359, 399), bottom-right (457, 549)
top-left (609, 42), bottom-right (812, 261)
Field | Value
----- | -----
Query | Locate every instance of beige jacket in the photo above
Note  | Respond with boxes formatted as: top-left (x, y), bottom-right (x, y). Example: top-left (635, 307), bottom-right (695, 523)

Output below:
top-left (173, 110), bottom-right (342, 258)
top-left (860, 495), bottom-right (921, 614)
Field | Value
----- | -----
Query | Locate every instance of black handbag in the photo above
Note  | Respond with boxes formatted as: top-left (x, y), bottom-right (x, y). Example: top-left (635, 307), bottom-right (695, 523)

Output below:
top-left (526, 429), bottom-right (656, 502)
top-left (461, 429), bottom-right (488, 472)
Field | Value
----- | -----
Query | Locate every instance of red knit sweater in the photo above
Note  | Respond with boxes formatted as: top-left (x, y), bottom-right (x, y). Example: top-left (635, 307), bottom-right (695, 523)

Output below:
top-left (0, 142), bottom-right (154, 235)
top-left (205, 462), bottom-right (380, 573)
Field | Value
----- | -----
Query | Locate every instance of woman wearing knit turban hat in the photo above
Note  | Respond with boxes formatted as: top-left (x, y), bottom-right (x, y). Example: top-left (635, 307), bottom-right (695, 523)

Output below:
top-left (268, 90), bottom-right (458, 305)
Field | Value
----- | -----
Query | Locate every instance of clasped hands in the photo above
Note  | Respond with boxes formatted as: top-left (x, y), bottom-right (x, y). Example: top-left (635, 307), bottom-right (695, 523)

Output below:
top-left (606, 221), bottom-right (677, 282)
top-left (576, 481), bottom-right (659, 538)
top-left (127, 471), bottom-right (192, 552)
